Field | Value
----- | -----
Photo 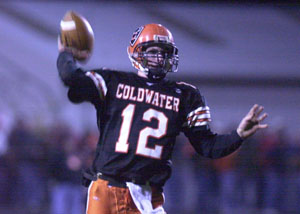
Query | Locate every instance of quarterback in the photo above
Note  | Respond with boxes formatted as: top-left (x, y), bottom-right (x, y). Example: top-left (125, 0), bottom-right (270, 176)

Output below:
top-left (57, 23), bottom-right (268, 214)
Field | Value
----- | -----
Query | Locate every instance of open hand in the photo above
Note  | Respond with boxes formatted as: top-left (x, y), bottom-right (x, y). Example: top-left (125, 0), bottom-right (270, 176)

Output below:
top-left (237, 104), bottom-right (268, 139)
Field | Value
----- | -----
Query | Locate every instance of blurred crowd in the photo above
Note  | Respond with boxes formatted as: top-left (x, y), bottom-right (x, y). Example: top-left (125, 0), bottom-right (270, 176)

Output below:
top-left (0, 116), bottom-right (300, 214)
top-left (165, 127), bottom-right (300, 214)
top-left (0, 117), bottom-right (98, 214)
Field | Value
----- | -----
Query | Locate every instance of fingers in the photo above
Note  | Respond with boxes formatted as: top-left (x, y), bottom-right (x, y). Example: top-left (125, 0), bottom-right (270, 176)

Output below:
top-left (251, 115), bottom-right (268, 132)
top-left (57, 34), bottom-right (90, 62)
top-left (258, 124), bottom-right (268, 129)
top-left (77, 50), bottom-right (90, 59)
top-left (247, 104), bottom-right (259, 119)
top-left (255, 106), bottom-right (264, 118)
top-left (257, 112), bottom-right (268, 123)
top-left (251, 105), bottom-right (268, 128)
top-left (245, 122), bottom-right (268, 137)
top-left (253, 122), bottom-right (268, 131)
top-left (248, 104), bottom-right (266, 121)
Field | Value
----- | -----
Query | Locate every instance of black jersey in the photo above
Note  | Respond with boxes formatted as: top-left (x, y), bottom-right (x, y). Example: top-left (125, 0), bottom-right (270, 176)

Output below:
top-left (57, 51), bottom-right (243, 187)
top-left (69, 69), bottom-right (210, 186)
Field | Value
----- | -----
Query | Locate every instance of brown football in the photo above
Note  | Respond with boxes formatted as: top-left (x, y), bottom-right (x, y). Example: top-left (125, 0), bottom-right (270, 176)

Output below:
top-left (60, 11), bottom-right (94, 61)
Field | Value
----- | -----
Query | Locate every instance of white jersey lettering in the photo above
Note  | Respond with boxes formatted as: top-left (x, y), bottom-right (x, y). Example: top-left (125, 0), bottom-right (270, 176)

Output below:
top-left (115, 83), bottom-right (180, 112)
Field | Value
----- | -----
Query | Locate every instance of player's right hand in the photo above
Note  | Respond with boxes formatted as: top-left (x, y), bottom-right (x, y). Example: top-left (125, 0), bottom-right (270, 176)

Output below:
top-left (57, 36), bottom-right (90, 62)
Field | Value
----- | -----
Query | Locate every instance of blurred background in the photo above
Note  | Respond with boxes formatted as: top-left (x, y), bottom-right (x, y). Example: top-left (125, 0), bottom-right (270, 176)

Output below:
top-left (0, 0), bottom-right (300, 213)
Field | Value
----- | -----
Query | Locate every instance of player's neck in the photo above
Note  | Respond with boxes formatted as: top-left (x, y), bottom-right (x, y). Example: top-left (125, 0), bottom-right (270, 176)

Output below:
top-left (137, 70), bottom-right (166, 83)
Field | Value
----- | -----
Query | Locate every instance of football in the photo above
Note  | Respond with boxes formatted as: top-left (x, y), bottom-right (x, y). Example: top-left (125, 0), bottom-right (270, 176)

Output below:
top-left (59, 11), bottom-right (94, 61)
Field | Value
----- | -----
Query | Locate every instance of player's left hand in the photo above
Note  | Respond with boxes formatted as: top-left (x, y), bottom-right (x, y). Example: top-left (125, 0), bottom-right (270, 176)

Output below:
top-left (237, 104), bottom-right (268, 139)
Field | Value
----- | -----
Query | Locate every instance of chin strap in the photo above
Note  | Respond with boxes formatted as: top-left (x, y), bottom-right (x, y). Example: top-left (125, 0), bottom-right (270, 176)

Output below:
top-left (147, 70), bottom-right (166, 82)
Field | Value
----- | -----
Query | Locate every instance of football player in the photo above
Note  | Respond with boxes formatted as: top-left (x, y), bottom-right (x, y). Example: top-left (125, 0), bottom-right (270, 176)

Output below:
top-left (57, 23), bottom-right (268, 214)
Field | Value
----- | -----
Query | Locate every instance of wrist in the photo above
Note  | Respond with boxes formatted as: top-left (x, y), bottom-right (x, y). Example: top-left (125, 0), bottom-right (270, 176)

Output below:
top-left (236, 128), bottom-right (245, 140)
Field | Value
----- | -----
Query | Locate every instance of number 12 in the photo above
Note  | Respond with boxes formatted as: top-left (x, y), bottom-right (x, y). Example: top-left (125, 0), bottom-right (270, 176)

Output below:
top-left (115, 104), bottom-right (168, 159)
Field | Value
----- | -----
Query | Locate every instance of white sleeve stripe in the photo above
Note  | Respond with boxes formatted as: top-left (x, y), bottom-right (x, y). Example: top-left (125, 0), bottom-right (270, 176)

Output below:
top-left (95, 73), bottom-right (107, 96)
top-left (85, 71), bottom-right (107, 97)
top-left (194, 121), bottom-right (210, 126)
top-left (188, 117), bottom-right (210, 124)
top-left (190, 113), bottom-right (211, 121)
top-left (187, 106), bottom-right (210, 118)
top-left (184, 106), bottom-right (211, 128)
top-left (194, 113), bottom-right (211, 120)
top-left (182, 120), bottom-right (210, 127)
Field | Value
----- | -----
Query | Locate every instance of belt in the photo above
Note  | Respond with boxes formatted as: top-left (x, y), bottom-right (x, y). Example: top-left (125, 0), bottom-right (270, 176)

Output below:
top-left (97, 173), bottom-right (150, 188)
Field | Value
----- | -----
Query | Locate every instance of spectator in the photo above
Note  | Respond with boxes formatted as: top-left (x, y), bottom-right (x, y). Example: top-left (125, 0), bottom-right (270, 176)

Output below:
top-left (8, 118), bottom-right (47, 214)
top-left (48, 123), bottom-right (84, 214)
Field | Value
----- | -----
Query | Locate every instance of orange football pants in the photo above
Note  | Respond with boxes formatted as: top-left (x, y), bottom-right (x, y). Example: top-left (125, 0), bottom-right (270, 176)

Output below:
top-left (86, 177), bottom-right (164, 214)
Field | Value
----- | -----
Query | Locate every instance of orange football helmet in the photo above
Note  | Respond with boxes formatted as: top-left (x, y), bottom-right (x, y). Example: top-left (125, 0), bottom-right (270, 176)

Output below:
top-left (127, 23), bottom-right (179, 80)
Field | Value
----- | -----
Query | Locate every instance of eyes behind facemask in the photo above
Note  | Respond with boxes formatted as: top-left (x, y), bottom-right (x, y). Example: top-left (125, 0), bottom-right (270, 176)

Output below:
top-left (142, 54), bottom-right (174, 74)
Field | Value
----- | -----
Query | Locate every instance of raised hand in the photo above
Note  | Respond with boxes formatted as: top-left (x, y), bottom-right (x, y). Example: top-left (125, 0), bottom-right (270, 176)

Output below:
top-left (58, 36), bottom-right (90, 62)
top-left (237, 104), bottom-right (268, 139)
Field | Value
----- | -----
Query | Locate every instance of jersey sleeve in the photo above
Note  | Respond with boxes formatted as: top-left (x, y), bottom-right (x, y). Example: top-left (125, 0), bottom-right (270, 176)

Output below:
top-left (180, 83), bottom-right (211, 132)
top-left (57, 51), bottom-right (109, 105)
top-left (179, 83), bottom-right (243, 159)
top-left (83, 70), bottom-right (108, 101)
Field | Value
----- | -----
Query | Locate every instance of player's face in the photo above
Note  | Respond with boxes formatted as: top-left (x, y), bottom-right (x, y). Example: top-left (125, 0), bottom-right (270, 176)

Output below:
top-left (145, 46), bottom-right (166, 70)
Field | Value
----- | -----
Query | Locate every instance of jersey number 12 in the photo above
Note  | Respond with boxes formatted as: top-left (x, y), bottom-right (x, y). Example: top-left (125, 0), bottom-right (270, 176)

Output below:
top-left (115, 104), bottom-right (168, 159)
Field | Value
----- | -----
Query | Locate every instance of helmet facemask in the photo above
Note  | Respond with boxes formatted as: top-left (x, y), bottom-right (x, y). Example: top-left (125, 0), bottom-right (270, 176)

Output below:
top-left (130, 41), bottom-right (179, 81)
